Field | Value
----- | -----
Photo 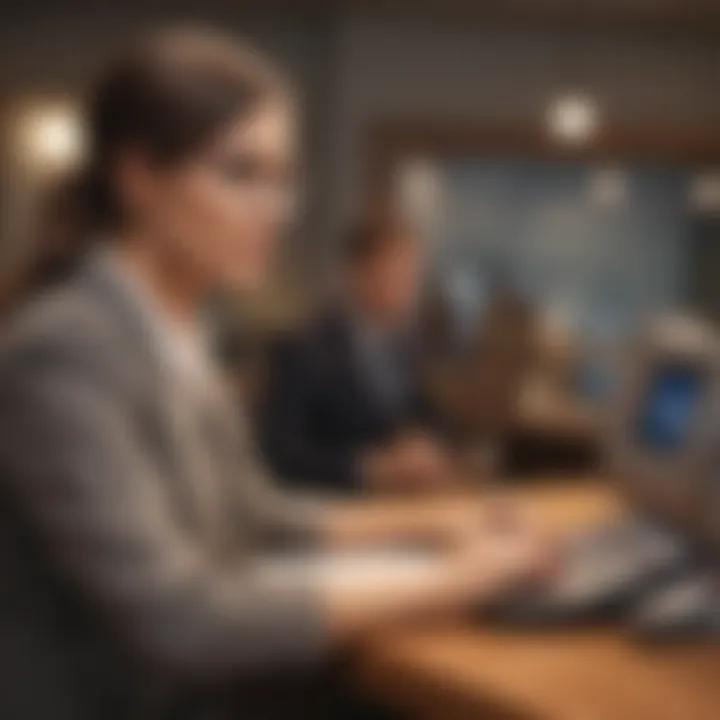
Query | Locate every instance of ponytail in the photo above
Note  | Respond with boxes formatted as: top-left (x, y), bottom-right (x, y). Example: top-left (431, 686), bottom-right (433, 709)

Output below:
top-left (18, 167), bottom-right (106, 296)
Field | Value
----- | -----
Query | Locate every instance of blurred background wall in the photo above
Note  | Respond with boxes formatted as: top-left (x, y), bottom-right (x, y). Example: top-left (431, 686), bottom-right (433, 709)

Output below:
top-left (1, 1), bottom-right (719, 318)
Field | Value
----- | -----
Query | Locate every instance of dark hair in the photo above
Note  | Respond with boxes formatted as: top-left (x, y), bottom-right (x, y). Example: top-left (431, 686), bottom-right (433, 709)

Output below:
top-left (342, 214), bottom-right (414, 268)
top-left (19, 27), bottom-right (286, 298)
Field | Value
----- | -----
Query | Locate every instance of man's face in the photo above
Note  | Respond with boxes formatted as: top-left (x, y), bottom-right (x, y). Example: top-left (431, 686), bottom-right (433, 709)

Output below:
top-left (352, 234), bottom-right (424, 327)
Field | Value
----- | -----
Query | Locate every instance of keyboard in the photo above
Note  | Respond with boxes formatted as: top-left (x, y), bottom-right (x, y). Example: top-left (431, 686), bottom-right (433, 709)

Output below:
top-left (492, 515), bottom-right (693, 625)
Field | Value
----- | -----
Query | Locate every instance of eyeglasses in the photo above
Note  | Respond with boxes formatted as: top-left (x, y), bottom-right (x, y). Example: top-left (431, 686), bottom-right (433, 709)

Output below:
top-left (203, 150), bottom-right (299, 214)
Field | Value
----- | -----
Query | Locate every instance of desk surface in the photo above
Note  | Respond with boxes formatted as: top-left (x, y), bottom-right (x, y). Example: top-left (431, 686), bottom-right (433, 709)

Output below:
top-left (354, 481), bottom-right (720, 720)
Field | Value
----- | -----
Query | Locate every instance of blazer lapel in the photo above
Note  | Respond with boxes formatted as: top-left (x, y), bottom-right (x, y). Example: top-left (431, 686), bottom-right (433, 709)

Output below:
top-left (80, 254), bottom-right (236, 551)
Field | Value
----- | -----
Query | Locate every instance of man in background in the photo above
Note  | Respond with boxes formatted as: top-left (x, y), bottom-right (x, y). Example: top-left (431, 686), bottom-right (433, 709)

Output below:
top-left (255, 216), bottom-right (450, 494)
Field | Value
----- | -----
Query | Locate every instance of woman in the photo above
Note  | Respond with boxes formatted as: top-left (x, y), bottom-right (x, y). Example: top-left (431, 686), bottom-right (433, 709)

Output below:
top-left (0, 28), bottom-right (546, 720)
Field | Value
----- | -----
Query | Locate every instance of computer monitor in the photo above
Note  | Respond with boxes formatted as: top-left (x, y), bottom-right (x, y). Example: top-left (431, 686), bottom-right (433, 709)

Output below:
top-left (606, 314), bottom-right (720, 543)
top-left (635, 363), bottom-right (705, 453)
top-left (491, 314), bottom-right (720, 628)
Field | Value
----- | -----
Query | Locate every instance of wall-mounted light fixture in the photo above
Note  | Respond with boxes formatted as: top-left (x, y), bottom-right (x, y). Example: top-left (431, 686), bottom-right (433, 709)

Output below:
top-left (16, 100), bottom-right (85, 174)
top-left (588, 168), bottom-right (628, 208)
top-left (546, 93), bottom-right (600, 146)
top-left (689, 173), bottom-right (720, 214)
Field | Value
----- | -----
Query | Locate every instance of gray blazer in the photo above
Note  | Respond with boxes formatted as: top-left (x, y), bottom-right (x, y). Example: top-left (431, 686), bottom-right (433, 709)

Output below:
top-left (0, 256), bottom-right (328, 719)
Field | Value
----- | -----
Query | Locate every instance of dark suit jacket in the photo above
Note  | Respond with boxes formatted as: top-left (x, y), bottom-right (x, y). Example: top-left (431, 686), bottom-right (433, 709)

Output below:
top-left (255, 310), bottom-right (438, 493)
top-left (0, 254), bottom-right (330, 720)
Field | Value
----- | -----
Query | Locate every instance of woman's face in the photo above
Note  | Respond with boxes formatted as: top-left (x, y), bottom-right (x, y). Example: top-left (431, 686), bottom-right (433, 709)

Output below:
top-left (125, 99), bottom-right (296, 292)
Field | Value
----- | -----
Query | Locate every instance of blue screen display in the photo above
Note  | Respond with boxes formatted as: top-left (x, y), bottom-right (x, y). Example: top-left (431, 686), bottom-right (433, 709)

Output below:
top-left (637, 366), bottom-right (703, 451)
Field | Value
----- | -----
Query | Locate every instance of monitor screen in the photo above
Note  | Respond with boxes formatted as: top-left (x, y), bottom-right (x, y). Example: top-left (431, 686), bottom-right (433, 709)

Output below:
top-left (636, 364), bottom-right (704, 452)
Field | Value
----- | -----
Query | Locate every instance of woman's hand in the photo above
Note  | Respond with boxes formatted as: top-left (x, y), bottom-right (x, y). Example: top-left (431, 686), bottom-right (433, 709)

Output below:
top-left (323, 488), bottom-right (560, 571)
top-left (444, 521), bottom-right (557, 604)
top-left (320, 514), bottom-right (558, 642)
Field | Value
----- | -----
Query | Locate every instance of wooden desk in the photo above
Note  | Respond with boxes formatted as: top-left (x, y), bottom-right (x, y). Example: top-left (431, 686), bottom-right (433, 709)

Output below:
top-left (354, 482), bottom-right (720, 720)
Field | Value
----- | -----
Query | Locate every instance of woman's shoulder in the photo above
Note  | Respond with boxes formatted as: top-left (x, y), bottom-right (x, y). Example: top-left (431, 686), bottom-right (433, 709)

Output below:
top-left (0, 277), bottom-right (132, 391)
top-left (3, 279), bottom-right (107, 348)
